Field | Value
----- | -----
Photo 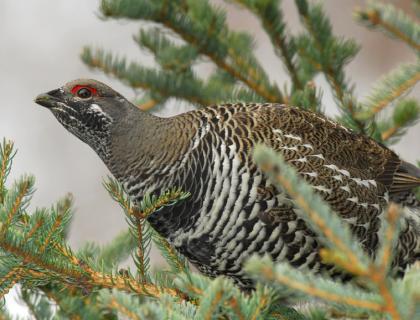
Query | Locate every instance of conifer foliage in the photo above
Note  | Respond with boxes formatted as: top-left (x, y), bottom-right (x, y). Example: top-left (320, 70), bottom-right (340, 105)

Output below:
top-left (2, 0), bottom-right (420, 319)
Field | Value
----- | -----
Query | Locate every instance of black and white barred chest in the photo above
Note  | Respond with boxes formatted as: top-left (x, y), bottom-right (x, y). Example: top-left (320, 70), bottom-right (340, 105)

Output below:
top-left (140, 112), bottom-right (327, 286)
top-left (147, 132), bottom-right (303, 287)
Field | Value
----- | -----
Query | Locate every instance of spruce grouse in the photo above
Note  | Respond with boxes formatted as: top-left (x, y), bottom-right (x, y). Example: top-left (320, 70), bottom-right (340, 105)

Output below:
top-left (35, 79), bottom-right (420, 288)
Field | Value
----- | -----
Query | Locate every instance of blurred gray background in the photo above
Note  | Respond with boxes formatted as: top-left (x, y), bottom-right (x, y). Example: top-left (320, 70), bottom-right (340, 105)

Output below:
top-left (1, 0), bottom-right (419, 316)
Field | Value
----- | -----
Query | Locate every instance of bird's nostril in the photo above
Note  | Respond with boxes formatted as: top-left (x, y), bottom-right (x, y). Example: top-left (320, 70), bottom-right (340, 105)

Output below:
top-left (47, 89), bottom-right (61, 97)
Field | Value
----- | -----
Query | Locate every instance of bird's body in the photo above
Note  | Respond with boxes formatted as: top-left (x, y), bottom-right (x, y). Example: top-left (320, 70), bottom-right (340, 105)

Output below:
top-left (36, 79), bottom-right (420, 288)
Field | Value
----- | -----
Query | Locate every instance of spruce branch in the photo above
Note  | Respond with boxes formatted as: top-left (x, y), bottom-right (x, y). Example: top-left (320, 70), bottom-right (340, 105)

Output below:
top-left (152, 231), bottom-right (190, 274)
top-left (157, 293), bottom-right (198, 319)
top-left (134, 89), bottom-right (167, 112)
top-left (104, 178), bottom-right (151, 282)
top-left (371, 204), bottom-right (403, 319)
top-left (231, 0), bottom-right (304, 90)
top-left (135, 219), bottom-right (151, 283)
top-left (136, 189), bottom-right (191, 219)
top-left (415, 0), bottom-right (420, 19)
top-left (204, 70), bottom-right (265, 104)
top-left (393, 264), bottom-right (420, 318)
top-left (104, 177), bottom-right (190, 285)
top-left (355, 1), bottom-right (420, 54)
top-left (246, 257), bottom-right (384, 314)
top-left (0, 175), bottom-right (35, 239)
top-left (1, 238), bottom-right (84, 285)
top-left (173, 272), bottom-right (306, 319)
top-left (134, 27), bottom-right (199, 74)
top-left (38, 210), bottom-right (66, 254)
top-left (138, 98), bottom-right (160, 111)
top-left (81, 47), bottom-right (212, 107)
top-left (295, 0), bottom-right (365, 132)
top-left (0, 142), bottom-right (187, 306)
top-left (55, 193), bottom-right (74, 240)
top-left (103, 176), bottom-right (132, 215)
top-left (1, 236), bottom-right (182, 299)
top-left (196, 278), bottom-right (227, 319)
top-left (0, 266), bottom-right (23, 299)
top-left (357, 62), bottom-right (420, 121)
top-left (379, 99), bottom-right (420, 144)
top-left (36, 284), bottom-right (115, 319)
top-left (97, 229), bottom-right (137, 272)
top-left (99, 0), bottom-right (284, 103)
top-left (290, 80), bottom-right (323, 112)
top-left (0, 139), bottom-right (15, 205)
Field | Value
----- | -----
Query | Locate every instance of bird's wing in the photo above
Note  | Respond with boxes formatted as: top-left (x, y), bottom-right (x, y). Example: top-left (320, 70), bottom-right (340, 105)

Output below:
top-left (229, 104), bottom-right (420, 237)
top-left (234, 104), bottom-right (420, 198)
top-left (229, 103), bottom-right (420, 269)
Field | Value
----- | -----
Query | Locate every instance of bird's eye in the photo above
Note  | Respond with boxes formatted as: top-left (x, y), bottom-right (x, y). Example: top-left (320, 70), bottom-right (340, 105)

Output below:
top-left (77, 88), bottom-right (92, 99)
top-left (71, 85), bottom-right (97, 99)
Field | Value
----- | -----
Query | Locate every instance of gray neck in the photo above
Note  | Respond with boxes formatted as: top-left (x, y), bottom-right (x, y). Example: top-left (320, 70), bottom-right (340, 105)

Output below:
top-left (103, 107), bottom-right (194, 198)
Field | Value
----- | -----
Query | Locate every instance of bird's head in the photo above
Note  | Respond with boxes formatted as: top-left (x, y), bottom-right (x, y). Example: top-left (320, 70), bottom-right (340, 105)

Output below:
top-left (35, 79), bottom-right (137, 159)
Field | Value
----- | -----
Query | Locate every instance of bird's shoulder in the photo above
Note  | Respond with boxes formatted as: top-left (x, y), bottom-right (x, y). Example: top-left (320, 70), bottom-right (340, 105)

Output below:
top-left (200, 103), bottom-right (393, 179)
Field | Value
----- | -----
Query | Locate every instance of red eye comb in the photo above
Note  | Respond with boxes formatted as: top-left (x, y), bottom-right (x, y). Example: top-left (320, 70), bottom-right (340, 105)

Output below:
top-left (71, 85), bottom-right (98, 96)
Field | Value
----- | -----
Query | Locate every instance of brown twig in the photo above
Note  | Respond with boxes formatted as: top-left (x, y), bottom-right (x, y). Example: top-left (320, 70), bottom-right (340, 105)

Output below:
top-left (228, 297), bottom-right (246, 320)
top-left (131, 189), bottom-right (186, 219)
top-left (107, 183), bottom-right (187, 284)
top-left (260, 265), bottom-right (383, 312)
top-left (362, 9), bottom-right (420, 52)
top-left (319, 249), bottom-right (368, 276)
top-left (22, 217), bottom-right (45, 244)
top-left (129, 191), bottom-right (188, 280)
top-left (156, 236), bottom-right (187, 273)
top-left (376, 204), bottom-right (400, 273)
top-left (0, 141), bottom-right (14, 204)
top-left (372, 277), bottom-right (401, 320)
top-left (0, 180), bottom-right (31, 237)
top-left (39, 214), bottom-right (63, 254)
top-left (358, 71), bottom-right (420, 119)
top-left (138, 99), bottom-right (159, 111)
top-left (135, 219), bottom-right (146, 283)
top-left (0, 266), bottom-right (23, 299)
top-left (204, 290), bottom-right (224, 320)
top-left (0, 239), bottom-right (184, 300)
top-left (105, 181), bottom-right (132, 214)
top-left (364, 204), bottom-right (402, 320)
top-left (381, 126), bottom-right (399, 141)
top-left (249, 292), bottom-right (269, 320)
top-left (105, 181), bottom-right (148, 281)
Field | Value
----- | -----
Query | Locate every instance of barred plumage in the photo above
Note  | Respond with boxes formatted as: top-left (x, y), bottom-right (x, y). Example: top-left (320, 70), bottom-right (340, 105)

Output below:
top-left (36, 79), bottom-right (420, 288)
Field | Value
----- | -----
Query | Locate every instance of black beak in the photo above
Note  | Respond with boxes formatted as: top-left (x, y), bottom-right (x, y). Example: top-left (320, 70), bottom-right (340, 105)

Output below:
top-left (34, 89), bottom-right (62, 109)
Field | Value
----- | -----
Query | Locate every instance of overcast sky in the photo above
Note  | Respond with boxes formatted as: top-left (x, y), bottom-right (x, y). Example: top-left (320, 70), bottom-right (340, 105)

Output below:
top-left (1, 0), bottom-right (419, 317)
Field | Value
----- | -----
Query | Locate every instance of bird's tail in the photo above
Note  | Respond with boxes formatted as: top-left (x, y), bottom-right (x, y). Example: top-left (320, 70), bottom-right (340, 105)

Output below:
top-left (390, 160), bottom-right (420, 193)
